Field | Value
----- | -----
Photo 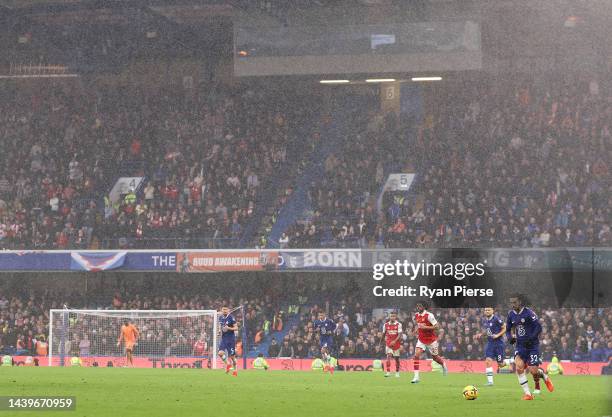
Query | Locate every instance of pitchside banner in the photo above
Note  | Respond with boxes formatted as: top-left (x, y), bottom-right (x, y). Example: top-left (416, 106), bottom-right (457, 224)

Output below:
top-left (12, 355), bottom-right (210, 369)
top-left (277, 248), bottom-right (612, 272)
top-left (278, 251), bottom-right (362, 270)
top-left (125, 253), bottom-right (179, 270)
top-left (0, 252), bottom-right (70, 270)
top-left (0, 248), bottom-right (610, 275)
top-left (0, 252), bottom-right (179, 271)
top-left (275, 248), bottom-right (611, 307)
top-left (10, 356), bottom-right (608, 375)
top-left (175, 251), bottom-right (279, 272)
top-left (70, 252), bottom-right (126, 271)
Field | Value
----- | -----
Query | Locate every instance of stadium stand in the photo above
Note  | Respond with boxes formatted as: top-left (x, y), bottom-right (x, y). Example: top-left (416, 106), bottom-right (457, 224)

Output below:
top-left (0, 81), bottom-right (608, 250)
top-left (0, 83), bottom-right (310, 249)
top-left (273, 82), bottom-right (611, 248)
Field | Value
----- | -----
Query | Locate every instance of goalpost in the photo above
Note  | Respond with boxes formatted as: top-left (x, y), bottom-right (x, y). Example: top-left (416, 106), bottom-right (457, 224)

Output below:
top-left (48, 310), bottom-right (219, 369)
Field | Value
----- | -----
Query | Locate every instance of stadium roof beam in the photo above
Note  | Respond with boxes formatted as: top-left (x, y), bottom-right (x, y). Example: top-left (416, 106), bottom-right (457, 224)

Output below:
top-left (0, 0), bottom-right (236, 20)
top-left (0, 0), bottom-right (283, 27)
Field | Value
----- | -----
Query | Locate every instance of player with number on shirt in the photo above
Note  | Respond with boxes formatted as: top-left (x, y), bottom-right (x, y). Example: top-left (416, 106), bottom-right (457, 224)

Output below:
top-left (382, 311), bottom-right (403, 378)
top-left (218, 306), bottom-right (239, 376)
top-left (506, 294), bottom-right (554, 400)
top-left (411, 301), bottom-right (448, 383)
top-left (313, 311), bottom-right (337, 374)
top-left (475, 307), bottom-right (506, 386)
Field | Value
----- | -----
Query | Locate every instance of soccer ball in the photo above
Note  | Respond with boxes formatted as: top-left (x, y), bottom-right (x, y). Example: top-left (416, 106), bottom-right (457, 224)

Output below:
top-left (462, 385), bottom-right (478, 400)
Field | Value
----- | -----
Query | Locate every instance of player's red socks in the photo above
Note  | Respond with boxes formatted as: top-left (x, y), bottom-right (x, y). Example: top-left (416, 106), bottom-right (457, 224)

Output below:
top-left (386, 358), bottom-right (391, 372)
top-left (412, 359), bottom-right (420, 381)
top-left (395, 358), bottom-right (400, 372)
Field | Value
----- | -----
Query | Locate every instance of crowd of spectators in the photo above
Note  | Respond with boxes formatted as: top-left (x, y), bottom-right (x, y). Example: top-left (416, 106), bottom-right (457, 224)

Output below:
top-left (98, 86), bottom-right (299, 249)
top-left (383, 82), bottom-right (610, 248)
top-left (0, 83), bottom-right (298, 250)
top-left (0, 275), bottom-right (289, 358)
top-left (2, 276), bottom-right (610, 364)
top-left (276, 303), bottom-right (612, 364)
top-left (277, 116), bottom-right (391, 249)
top-left (278, 81), bottom-right (611, 248)
top-left (0, 79), bottom-right (608, 250)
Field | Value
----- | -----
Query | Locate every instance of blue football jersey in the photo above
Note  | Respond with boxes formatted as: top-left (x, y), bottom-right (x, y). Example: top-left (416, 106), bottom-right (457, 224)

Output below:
top-left (314, 318), bottom-right (336, 337)
top-left (506, 307), bottom-right (541, 345)
top-left (219, 314), bottom-right (236, 341)
top-left (484, 314), bottom-right (504, 343)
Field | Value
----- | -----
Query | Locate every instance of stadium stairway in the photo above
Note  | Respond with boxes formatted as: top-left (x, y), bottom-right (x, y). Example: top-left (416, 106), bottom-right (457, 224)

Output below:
top-left (266, 110), bottom-right (349, 248)
top-left (241, 109), bottom-right (322, 248)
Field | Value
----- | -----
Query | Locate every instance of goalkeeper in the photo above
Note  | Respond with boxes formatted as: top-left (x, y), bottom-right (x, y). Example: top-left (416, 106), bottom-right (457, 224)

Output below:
top-left (117, 320), bottom-right (139, 368)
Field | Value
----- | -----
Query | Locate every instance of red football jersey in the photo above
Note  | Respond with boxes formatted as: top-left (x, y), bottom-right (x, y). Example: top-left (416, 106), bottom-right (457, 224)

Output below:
top-left (384, 320), bottom-right (403, 350)
top-left (193, 340), bottom-right (207, 356)
top-left (415, 311), bottom-right (438, 344)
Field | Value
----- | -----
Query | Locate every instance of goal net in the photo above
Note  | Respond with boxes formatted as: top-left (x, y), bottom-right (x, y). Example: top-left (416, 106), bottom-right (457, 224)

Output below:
top-left (48, 310), bottom-right (218, 369)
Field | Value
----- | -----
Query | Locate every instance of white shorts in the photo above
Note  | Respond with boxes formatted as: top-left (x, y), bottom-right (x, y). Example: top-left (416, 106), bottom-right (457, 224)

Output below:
top-left (415, 340), bottom-right (439, 356)
top-left (385, 346), bottom-right (401, 356)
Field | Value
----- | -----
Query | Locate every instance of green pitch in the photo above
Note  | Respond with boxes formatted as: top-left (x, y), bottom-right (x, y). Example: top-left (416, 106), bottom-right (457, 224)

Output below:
top-left (1, 368), bottom-right (610, 417)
